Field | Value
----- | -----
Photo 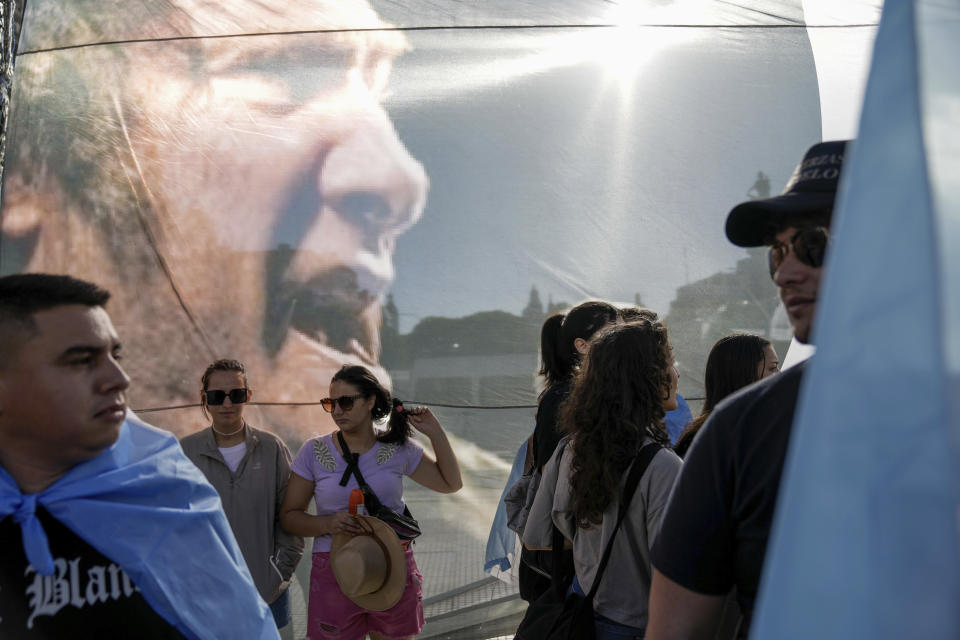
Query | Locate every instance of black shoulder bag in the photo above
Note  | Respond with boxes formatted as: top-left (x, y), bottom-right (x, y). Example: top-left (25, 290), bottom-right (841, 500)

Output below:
top-left (337, 431), bottom-right (422, 541)
top-left (514, 442), bottom-right (661, 640)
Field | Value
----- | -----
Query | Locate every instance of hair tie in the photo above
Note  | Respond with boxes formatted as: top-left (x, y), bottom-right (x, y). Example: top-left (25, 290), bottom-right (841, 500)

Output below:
top-left (392, 398), bottom-right (404, 413)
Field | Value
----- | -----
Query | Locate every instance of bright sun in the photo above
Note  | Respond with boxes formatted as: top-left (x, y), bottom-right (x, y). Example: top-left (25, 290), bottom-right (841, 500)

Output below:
top-left (404, 0), bottom-right (710, 103)
top-left (594, 1), bottom-right (709, 88)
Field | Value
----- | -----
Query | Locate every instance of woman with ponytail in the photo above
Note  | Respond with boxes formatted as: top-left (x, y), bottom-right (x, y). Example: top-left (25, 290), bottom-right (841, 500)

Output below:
top-left (280, 365), bottom-right (461, 640)
top-left (531, 301), bottom-right (620, 470)
top-left (520, 301), bottom-right (619, 602)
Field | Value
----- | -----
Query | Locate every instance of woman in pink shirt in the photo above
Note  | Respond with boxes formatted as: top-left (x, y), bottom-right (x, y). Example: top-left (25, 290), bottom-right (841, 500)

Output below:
top-left (280, 365), bottom-right (462, 640)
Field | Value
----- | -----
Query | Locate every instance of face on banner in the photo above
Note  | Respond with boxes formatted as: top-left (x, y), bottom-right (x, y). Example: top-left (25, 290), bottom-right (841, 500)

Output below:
top-left (1, 0), bottom-right (427, 439)
top-left (1, 0), bottom-right (842, 445)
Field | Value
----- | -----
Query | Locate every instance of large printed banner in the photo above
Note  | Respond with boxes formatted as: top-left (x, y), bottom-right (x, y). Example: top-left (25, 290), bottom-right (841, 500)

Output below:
top-left (0, 0), bottom-right (878, 603)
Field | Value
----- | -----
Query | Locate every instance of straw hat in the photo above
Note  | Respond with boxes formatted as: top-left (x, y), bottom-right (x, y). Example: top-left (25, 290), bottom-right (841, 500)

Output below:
top-left (330, 515), bottom-right (407, 611)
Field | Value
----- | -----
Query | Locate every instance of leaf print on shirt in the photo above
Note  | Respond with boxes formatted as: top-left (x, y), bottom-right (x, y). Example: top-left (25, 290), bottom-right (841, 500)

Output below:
top-left (377, 442), bottom-right (399, 465)
top-left (313, 438), bottom-right (336, 471)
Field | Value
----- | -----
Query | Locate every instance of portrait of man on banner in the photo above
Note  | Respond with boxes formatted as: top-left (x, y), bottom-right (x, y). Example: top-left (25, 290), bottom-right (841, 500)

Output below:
top-left (0, 0), bottom-right (427, 440)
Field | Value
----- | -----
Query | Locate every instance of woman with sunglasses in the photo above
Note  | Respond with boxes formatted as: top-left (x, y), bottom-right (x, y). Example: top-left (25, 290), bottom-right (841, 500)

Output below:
top-left (179, 358), bottom-right (304, 631)
top-left (280, 365), bottom-right (462, 640)
top-left (522, 320), bottom-right (682, 639)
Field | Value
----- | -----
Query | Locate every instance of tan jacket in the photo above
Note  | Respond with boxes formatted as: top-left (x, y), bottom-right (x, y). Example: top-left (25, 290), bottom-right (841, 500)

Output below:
top-left (180, 425), bottom-right (304, 603)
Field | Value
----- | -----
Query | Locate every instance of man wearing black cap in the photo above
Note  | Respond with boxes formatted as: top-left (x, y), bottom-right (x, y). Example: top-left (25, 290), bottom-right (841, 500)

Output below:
top-left (644, 140), bottom-right (848, 640)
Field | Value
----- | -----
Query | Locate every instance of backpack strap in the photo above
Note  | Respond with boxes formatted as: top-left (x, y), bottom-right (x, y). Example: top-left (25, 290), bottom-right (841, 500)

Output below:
top-left (584, 442), bottom-right (661, 600)
top-left (547, 520), bottom-right (572, 598)
top-left (543, 439), bottom-right (574, 595)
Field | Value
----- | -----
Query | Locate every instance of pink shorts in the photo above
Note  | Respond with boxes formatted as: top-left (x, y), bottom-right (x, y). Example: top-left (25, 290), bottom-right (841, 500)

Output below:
top-left (307, 547), bottom-right (425, 640)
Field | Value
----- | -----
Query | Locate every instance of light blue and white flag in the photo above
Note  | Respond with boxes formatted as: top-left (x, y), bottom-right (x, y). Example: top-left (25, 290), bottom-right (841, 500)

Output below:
top-left (753, 0), bottom-right (960, 637)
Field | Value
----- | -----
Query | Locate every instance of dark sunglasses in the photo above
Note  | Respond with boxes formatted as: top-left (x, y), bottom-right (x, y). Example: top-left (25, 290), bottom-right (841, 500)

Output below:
top-left (768, 226), bottom-right (829, 278)
top-left (320, 394), bottom-right (365, 413)
top-left (205, 388), bottom-right (249, 405)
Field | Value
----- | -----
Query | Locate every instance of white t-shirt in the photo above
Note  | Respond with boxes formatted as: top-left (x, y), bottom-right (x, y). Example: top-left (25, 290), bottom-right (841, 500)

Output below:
top-left (218, 441), bottom-right (247, 473)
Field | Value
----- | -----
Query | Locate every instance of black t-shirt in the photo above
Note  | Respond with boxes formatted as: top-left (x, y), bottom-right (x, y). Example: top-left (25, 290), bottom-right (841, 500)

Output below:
top-left (532, 381), bottom-right (572, 469)
top-left (0, 508), bottom-right (186, 639)
top-left (651, 361), bottom-right (806, 636)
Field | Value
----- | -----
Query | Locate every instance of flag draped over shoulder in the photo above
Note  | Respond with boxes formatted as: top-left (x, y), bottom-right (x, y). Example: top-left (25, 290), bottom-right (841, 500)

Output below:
top-left (484, 436), bottom-right (528, 576)
top-left (0, 415), bottom-right (279, 640)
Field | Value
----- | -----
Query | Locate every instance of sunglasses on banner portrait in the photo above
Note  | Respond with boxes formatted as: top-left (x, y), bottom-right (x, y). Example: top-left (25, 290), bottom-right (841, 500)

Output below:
top-left (205, 388), bottom-right (250, 405)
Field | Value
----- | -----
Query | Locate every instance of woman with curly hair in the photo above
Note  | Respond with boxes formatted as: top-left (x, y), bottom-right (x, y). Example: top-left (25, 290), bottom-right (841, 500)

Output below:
top-left (522, 320), bottom-right (683, 639)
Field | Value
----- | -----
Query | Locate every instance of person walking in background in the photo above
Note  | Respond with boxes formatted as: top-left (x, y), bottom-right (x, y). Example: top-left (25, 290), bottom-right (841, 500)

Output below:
top-left (180, 359), bottom-right (304, 630)
top-left (522, 320), bottom-right (682, 639)
top-left (520, 301), bottom-right (620, 602)
top-left (673, 335), bottom-right (779, 458)
top-left (279, 365), bottom-right (461, 640)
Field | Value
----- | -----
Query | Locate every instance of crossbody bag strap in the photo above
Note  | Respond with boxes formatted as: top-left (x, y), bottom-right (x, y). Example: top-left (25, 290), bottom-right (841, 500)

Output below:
top-left (336, 431), bottom-right (386, 512)
top-left (584, 442), bottom-right (661, 600)
top-left (337, 431), bottom-right (363, 487)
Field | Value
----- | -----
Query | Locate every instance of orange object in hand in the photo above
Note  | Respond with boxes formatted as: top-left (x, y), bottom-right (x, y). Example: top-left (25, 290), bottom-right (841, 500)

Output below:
top-left (349, 488), bottom-right (365, 516)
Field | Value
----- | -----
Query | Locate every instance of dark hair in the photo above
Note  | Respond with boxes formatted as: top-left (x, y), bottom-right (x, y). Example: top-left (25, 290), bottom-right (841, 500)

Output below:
top-left (201, 359), bottom-right (248, 391)
top-left (0, 273), bottom-right (110, 320)
top-left (200, 358), bottom-right (249, 421)
top-left (556, 301), bottom-right (619, 381)
top-left (331, 365), bottom-right (411, 444)
top-left (674, 333), bottom-right (772, 457)
top-left (561, 321), bottom-right (672, 528)
top-left (619, 306), bottom-right (658, 322)
top-left (537, 313), bottom-right (566, 390)
top-left (0, 273), bottom-right (111, 364)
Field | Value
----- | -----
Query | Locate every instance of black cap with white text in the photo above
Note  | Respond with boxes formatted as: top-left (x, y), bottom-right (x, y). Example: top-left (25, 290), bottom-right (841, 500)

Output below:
top-left (725, 140), bottom-right (848, 247)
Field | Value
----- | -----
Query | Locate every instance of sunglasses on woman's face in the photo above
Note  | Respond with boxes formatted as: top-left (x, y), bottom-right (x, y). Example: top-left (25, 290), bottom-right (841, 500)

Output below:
top-left (320, 394), bottom-right (364, 413)
top-left (205, 388), bottom-right (249, 405)
top-left (768, 226), bottom-right (829, 279)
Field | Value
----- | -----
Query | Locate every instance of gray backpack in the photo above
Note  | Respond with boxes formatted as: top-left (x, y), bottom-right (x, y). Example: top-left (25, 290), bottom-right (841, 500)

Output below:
top-left (504, 439), bottom-right (567, 536)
